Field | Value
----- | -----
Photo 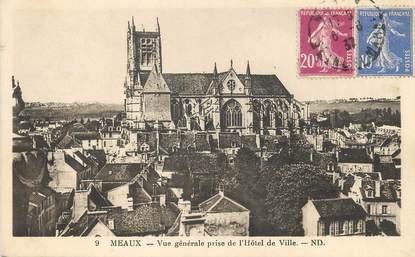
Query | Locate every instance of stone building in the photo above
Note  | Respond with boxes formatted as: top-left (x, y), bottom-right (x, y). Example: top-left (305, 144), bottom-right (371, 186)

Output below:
top-left (123, 17), bottom-right (308, 134)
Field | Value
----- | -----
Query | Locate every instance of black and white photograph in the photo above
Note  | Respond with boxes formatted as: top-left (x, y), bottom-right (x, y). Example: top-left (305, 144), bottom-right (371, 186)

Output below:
top-left (2, 0), bottom-right (414, 256)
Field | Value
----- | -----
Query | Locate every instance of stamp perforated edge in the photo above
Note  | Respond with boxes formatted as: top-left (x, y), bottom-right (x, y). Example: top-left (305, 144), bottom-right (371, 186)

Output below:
top-left (296, 5), bottom-right (414, 79)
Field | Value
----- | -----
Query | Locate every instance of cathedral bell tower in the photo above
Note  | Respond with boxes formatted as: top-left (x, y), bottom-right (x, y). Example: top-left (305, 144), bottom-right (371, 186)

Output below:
top-left (124, 17), bottom-right (166, 128)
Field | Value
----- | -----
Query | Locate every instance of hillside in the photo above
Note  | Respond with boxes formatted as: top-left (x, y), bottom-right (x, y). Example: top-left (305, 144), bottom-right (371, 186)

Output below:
top-left (307, 100), bottom-right (400, 114)
top-left (20, 102), bottom-right (123, 120)
top-left (20, 99), bottom-right (401, 121)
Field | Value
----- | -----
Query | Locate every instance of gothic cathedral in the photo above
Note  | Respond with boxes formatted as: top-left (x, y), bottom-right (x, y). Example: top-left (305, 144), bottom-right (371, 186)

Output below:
top-left (123, 17), bottom-right (308, 135)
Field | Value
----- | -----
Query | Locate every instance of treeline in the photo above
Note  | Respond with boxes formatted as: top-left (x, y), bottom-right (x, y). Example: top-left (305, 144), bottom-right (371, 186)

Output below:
top-left (315, 107), bottom-right (401, 128)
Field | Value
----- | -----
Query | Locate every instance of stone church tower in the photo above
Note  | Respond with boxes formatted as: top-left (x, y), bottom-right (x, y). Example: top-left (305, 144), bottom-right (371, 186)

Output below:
top-left (124, 17), bottom-right (170, 129)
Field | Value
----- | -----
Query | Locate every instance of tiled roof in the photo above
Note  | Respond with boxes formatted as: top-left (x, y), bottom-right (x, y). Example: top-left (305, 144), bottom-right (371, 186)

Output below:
top-left (95, 163), bottom-right (145, 182)
top-left (139, 71), bottom-right (291, 96)
top-left (165, 73), bottom-right (214, 95)
top-left (142, 67), bottom-right (170, 93)
top-left (218, 132), bottom-right (241, 149)
top-left (108, 202), bottom-right (180, 236)
top-left (56, 135), bottom-right (80, 149)
top-left (162, 155), bottom-right (189, 173)
top-left (199, 193), bottom-right (222, 212)
top-left (85, 150), bottom-right (107, 167)
top-left (132, 186), bottom-right (152, 205)
top-left (311, 198), bottom-right (367, 219)
top-left (72, 132), bottom-right (101, 141)
top-left (361, 180), bottom-right (400, 202)
top-left (33, 135), bottom-right (49, 149)
top-left (74, 151), bottom-right (98, 168)
top-left (64, 154), bottom-right (86, 173)
top-left (89, 184), bottom-right (113, 207)
top-left (187, 153), bottom-right (221, 174)
top-left (338, 148), bottom-right (372, 163)
top-left (374, 163), bottom-right (400, 180)
top-left (199, 192), bottom-right (248, 213)
top-left (339, 175), bottom-right (355, 195)
top-left (13, 151), bottom-right (50, 187)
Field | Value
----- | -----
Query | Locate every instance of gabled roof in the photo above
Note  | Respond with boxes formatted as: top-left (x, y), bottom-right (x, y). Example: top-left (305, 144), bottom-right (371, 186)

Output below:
top-left (162, 155), bottom-right (189, 173)
top-left (56, 135), bottom-right (80, 149)
top-left (88, 184), bottom-right (113, 207)
top-left (374, 163), bottom-right (400, 180)
top-left (143, 66), bottom-right (170, 93)
top-left (64, 154), bottom-right (86, 173)
top-left (74, 151), bottom-right (97, 167)
top-left (187, 153), bottom-right (221, 174)
top-left (361, 179), bottom-right (401, 202)
top-left (137, 132), bottom-right (158, 153)
top-left (199, 192), bottom-right (249, 213)
top-left (94, 163), bottom-right (145, 182)
top-left (139, 71), bottom-right (291, 96)
top-left (311, 198), bottom-right (367, 219)
top-left (85, 149), bottom-right (107, 167)
top-left (72, 132), bottom-right (101, 141)
top-left (338, 148), bottom-right (372, 163)
top-left (108, 202), bottom-right (180, 236)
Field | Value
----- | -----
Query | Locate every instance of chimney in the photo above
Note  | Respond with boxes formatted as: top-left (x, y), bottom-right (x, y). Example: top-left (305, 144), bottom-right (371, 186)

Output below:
top-left (178, 199), bottom-right (191, 214)
top-left (375, 180), bottom-right (381, 197)
top-left (159, 194), bottom-right (166, 207)
top-left (108, 219), bottom-right (115, 230)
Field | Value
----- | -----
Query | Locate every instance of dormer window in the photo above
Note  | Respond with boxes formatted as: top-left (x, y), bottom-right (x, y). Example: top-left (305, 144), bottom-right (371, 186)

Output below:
top-left (140, 143), bottom-right (150, 152)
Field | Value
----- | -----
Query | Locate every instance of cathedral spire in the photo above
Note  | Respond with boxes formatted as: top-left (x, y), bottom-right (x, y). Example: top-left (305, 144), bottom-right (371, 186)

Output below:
top-left (244, 61), bottom-right (252, 95)
top-left (131, 16), bottom-right (136, 31)
top-left (246, 60), bottom-right (251, 77)
top-left (156, 17), bottom-right (160, 33)
top-left (213, 62), bottom-right (218, 78)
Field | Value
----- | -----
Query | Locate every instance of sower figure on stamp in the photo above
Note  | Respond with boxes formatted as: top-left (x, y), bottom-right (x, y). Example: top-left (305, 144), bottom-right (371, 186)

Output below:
top-left (367, 17), bottom-right (406, 73)
top-left (308, 13), bottom-right (348, 72)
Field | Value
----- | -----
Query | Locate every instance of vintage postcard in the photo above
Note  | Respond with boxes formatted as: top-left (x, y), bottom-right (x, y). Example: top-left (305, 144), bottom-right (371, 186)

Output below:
top-left (1, 0), bottom-right (415, 257)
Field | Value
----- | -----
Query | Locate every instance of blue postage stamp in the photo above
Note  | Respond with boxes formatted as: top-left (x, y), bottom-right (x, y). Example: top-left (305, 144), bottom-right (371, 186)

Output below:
top-left (357, 8), bottom-right (413, 76)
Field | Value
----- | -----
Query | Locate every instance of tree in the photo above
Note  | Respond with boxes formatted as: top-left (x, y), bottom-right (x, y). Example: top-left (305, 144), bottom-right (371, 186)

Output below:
top-left (234, 148), bottom-right (260, 188)
top-left (265, 163), bottom-right (339, 236)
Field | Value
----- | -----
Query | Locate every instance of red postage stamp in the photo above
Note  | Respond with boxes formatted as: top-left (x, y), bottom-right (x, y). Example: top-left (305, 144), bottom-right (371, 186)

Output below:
top-left (299, 8), bottom-right (355, 77)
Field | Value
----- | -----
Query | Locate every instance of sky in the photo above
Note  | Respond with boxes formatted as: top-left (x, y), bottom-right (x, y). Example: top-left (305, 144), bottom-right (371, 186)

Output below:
top-left (11, 4), bottom-right (401, 103)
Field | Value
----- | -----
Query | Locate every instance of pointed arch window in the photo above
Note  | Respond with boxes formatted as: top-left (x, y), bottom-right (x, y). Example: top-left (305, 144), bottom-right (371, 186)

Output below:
top-left (263, 101), bottom-right (276, 128)
top-left (276, 112), bottom-right (283, 127)
top-left (222, 100), bottom-right (242, 128)
top-left (171, 99), bottom-right (181, 121)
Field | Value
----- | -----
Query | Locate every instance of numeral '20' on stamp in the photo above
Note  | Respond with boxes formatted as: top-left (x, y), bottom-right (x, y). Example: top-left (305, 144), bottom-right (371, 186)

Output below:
top-left (299, 9), bottom-right (355, 77)
top-left (357, 8), bottom-right (413, 76)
